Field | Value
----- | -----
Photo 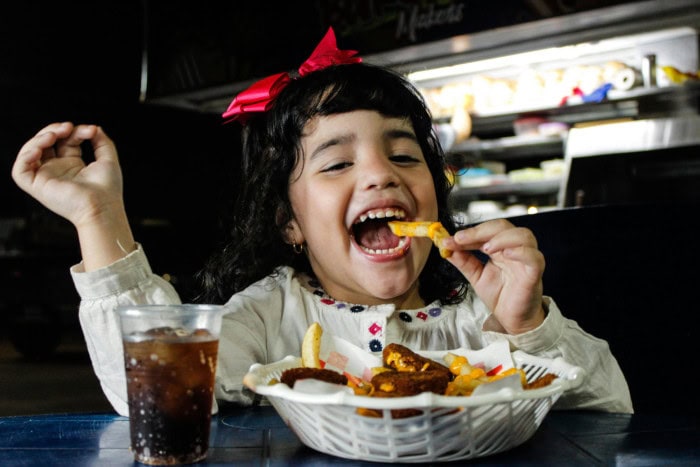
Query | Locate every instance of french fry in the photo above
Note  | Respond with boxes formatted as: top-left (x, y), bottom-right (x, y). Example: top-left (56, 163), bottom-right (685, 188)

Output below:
top-left (443, 352), bottom-right (538, 396)
top-left (301, 322), bottom-right (322, 369)
top-left (387, 221), bottom-right (452, 258)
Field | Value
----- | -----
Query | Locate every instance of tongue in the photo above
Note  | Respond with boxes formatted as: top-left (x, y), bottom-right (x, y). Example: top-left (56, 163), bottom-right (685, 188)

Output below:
top-left (355, 220), bottom-right (399, 250)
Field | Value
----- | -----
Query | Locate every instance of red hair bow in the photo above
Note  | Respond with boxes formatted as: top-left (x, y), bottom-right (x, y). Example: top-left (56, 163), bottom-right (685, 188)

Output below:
top-left (222, 27), bottom-right (361, 124)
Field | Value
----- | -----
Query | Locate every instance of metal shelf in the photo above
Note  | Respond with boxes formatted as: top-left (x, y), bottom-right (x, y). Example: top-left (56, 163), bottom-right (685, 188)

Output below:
top-left (448, 135), bottom-right (564, 163)
top-left (456, 84), bottom-right (700, 137)
top-left (451, 178), bottom-right (561, 200)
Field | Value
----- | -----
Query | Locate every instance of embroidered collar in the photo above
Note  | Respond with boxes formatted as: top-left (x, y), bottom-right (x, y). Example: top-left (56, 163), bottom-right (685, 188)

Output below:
top-left (297, 273), bottom-right (445, 323)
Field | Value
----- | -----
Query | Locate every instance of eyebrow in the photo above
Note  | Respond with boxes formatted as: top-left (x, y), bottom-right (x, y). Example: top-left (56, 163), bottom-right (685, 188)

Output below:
top-left (310, 134), bottom-right (355, 160)
top-left (309, 128), bottom-right (418, 160)
top-left (387, 128), bottom-right (418, 142)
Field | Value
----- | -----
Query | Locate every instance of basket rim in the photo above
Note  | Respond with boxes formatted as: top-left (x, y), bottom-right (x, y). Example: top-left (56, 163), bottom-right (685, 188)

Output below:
top-left (243, 350), bottom-right (585, 409)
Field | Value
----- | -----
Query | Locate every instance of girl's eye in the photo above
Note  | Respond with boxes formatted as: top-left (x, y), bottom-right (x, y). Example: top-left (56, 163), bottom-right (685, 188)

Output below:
top-left (390, 154), bottom-right (421, 164)
top-left (321, 161), bottom-right (353, 173)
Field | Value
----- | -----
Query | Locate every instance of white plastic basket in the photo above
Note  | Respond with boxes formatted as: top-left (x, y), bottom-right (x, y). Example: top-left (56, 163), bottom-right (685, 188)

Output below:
top-left (244, 350), bottom-right (585, 463)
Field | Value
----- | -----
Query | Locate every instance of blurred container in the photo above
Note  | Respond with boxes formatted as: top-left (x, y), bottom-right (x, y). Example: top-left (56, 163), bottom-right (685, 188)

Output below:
top-left (514, 117), bottom-right (547, 136)
top-left (538, 122), bottom-right (569, 137)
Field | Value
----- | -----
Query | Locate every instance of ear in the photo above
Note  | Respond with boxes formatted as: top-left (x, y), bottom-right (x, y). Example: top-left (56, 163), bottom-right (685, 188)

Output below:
top-left (276, 204), bottom-right (304, 246)
top-left (282, 218), bottom-right (304, 246)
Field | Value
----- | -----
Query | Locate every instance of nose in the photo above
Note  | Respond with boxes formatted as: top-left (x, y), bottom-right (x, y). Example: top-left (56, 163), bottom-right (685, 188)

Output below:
top-left (360, 151), bottom-right (400, 190)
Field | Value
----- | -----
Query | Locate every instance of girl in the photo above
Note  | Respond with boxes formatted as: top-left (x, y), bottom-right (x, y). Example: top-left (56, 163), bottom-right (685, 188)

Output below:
top-left (11, 29), bottom-right (632, 416)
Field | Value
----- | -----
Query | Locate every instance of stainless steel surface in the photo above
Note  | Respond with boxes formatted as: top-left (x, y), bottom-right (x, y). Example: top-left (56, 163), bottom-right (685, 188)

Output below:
top-left (559, 114), bottom-right (700, 207)
top-left (565, 115), bottom-right (700, 158)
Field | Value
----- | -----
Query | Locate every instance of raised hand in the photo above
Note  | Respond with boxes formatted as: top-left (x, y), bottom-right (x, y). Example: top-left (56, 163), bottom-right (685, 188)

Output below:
top-left (441, 218), bottom-right (546, 335)
top-left (12, 122), bottom-right (135, 270)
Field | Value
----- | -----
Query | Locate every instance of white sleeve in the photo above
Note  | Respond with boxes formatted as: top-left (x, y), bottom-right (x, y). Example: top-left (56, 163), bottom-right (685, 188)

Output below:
top-left (214, 271), bottom-right (290, 406)
top-left (482, 297), bottom-right (634, 414)
top-left (213, 267), bottom-right (308, 407)
top-left (71, 244), bottom-right (181, 416)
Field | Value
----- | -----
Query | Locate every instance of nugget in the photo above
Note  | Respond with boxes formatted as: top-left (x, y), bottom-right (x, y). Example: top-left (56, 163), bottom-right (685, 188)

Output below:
top-left (280, 367), bottom-right (348, 388)
top-left (382, 343), bottom-right (452, 380)
top-left (370, 369), bottom-right (450, 396)
top-left (524, 372), bottom-right (557, 390)
top-left (357, 391), bottom-right (424, 419)
top-left (358, 389), bottom-right (429, 418)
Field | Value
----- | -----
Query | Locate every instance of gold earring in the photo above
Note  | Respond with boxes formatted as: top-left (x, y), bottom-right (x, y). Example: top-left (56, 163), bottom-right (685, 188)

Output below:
top-left (292, 242), bottom-right (304, 254)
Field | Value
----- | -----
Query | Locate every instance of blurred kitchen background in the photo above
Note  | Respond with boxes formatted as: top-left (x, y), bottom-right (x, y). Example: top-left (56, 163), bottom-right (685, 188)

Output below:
top-left (2, 0), bottom-right (699, 415)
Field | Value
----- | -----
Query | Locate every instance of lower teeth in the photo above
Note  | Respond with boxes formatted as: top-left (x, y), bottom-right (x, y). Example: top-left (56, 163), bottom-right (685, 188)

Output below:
top-left (359, 237), bottom-right (408, 255)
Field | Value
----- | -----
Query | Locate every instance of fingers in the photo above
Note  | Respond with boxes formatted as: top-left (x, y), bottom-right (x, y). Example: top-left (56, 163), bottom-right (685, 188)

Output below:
top-left (12, 122), bottom-right (70, 189)
top-left (442, 219), bottom-right (544, 281)
top-left (12, 122), bottom-right (110, 193)
top-left (449, 219), bottom-right (538, 255)
top-left (32, 121), bottom-right (75, 139)
top-left (444, 248), bottom-right (490, 282)
top-left (53, 123), bottom-right (99, 159)
top-left (89, 125), bottom-right (119, 164)
top-left (54, 124), bottom-right (117, 164)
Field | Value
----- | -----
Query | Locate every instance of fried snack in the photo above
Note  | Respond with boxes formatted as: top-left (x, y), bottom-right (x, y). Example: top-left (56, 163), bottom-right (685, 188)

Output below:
top-left (387, 221), bottom-right (452, 258)
top-left (370, 370), bottom-right (450, 396)
top-left (301, 322), bottom-right (322, 369)
top-left (283, 324), bottom-right (559, 420)
top-left (280, 367), bottom-right (348, 388)
top-left (525, 373), bottom-right (558, 390)
top-left (443, 352), bottom-right (557, 396)
top-left (444, 352), bottom-right (482, 377)
top-left (383, 343), bottom-right (452, 380)
top-left (359, 349), bottom-right (452, 419)
top-left (356, 390), bottom-right (423, 419)
top-left (360, 372), bottom-right (450, 419)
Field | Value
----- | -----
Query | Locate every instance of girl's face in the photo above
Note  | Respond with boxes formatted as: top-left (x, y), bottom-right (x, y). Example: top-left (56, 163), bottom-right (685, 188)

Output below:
top-left (287, 110), bottom-right (438, 308)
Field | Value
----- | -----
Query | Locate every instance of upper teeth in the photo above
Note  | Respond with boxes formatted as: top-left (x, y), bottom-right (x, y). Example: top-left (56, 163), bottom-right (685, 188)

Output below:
top-left (356, 208), bottom-right (406, 224)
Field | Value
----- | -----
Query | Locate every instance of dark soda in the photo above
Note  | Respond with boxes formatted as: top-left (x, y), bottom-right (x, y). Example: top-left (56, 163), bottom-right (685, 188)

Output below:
top-left (123, 327), bottom-right (219, 465)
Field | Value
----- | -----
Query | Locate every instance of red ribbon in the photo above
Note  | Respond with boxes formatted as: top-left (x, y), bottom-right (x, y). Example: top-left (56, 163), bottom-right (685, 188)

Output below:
top-left (222, 27), bottom-right (361, 123)
top-left (297, 27), bottom-right (362, 76)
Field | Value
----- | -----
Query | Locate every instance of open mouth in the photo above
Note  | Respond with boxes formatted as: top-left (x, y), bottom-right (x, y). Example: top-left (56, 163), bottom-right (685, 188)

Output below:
top-left (351, 208), bottom-right (409, 255)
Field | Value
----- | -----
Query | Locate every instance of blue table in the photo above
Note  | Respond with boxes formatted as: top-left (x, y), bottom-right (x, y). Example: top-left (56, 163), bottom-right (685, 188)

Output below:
top-left (0, 406), bottom-right (697, 465)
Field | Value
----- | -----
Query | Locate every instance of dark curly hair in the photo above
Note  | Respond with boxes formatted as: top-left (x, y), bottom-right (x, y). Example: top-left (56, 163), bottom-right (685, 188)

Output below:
top-left (197, 62), bottom-right (467, 305)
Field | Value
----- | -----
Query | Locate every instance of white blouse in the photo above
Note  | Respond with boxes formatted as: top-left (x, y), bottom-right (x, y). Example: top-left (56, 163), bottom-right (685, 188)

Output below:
top-left (72, 245), bottom-right (633, 416)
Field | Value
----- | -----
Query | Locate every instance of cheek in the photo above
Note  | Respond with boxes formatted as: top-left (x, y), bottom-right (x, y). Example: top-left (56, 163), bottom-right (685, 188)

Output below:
top-left (287, 182), bottom-right (309, 234)
top-left (289, 182), bottom-right (345, 239)
top-left (415, 177), bottom-right (439, 215)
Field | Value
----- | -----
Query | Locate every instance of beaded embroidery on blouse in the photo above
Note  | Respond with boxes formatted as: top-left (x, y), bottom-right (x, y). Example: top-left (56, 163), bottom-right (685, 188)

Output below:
top-left (299, 273), bottom-right (445, 352)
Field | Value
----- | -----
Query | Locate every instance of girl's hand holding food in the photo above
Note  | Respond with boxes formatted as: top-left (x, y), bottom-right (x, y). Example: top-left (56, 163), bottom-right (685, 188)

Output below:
top-left (441, 219), bottom-right (546, 335)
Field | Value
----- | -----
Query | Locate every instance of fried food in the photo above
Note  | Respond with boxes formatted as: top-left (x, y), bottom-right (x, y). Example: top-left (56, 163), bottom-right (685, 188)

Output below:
top-left (301, 322), bottom-right (322, 369)
top-left (387, 221), bottom-right (452, 258)
top-left (383, 343), bottom-right (452, 380)
top-left (356, 390), bottom-right (423, 419)
top-left (371, 369), bottom-right (450, 396)
top-left (281, 324), bottom-right (559, 420)
top-left (280, 367), bottom-right (348, 388)
top-left (443, 352), bottom-right (558, 396)
top-left (359, 346), bottom-right (452, 418)
top-left (525, 372), bottom-right (558, 390)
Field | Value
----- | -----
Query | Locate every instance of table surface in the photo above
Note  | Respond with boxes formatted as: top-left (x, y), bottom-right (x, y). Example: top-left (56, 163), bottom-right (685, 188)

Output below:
top-left (0, 406), bottom-right (697, 466)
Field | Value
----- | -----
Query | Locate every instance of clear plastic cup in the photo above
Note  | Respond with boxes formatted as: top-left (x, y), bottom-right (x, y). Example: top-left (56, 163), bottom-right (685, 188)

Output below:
top-left (117, 304), bottom-right (225, 465)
